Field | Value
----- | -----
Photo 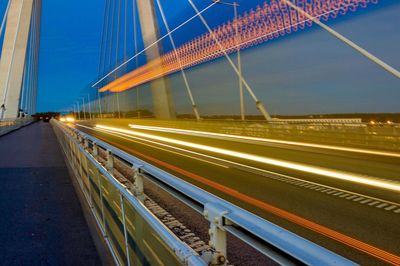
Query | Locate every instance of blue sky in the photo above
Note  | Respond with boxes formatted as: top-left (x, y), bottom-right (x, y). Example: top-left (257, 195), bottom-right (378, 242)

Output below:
top-left (34, 0), bottom-right (400, 114)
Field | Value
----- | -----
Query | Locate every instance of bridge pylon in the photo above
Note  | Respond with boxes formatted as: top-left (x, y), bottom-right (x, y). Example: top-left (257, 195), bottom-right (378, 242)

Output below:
top-left (0, 0), bottom-right (40, 120)
top-left (136, 0), bottom-right (176, 119)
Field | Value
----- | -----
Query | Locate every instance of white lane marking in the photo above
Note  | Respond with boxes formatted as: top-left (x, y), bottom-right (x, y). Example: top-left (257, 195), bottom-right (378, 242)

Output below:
top-left (353, 197), bottom-right (365, 202)
top-left (346, 195), bottom-right (357, 200)
top-left (384, 205), bottom-right (397, 211)
top-left (360, 199), bottom-right (372, 204)
top-left (76, 124), bottom-right (400, 213)
top-left (128, 124), bottom-right (400, 158)
top-left (376, 203), bottom-right (388, 209)
top-left (368, 201), bottom-right (380, 206)
top-left (97, 125), bottom-right (400, 193)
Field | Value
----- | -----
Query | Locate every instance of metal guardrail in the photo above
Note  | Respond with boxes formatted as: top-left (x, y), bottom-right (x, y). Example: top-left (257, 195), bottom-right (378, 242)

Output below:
top-left (0, 117), bottom-right (33, 136)
top-left (51, 119), bottom-right (356, 266)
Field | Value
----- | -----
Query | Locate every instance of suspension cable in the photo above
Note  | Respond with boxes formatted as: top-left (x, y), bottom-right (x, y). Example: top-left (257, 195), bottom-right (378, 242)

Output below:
top-left (115, 0), bottom-right (122, 118)
top-left (101, 0), bottom-right (111, 77)
top-left (92, 1), bottom-right (218, 88)
top-left (132, 0), bottom-right (140, 113)
top-left (281, 0), bottom-right (400, 79)
top-left (155, 0), bottom-right (200, 120)
top-left (187, 0), bottom-right (271, 121)
top-left (97, 0), bottom-right (109, 78)
top-left (0, 0), bottom-right (11, 43)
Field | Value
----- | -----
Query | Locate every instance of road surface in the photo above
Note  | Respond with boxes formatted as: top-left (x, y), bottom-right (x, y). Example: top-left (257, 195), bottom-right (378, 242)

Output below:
top-left (73, 119), bottom-right (400, 265)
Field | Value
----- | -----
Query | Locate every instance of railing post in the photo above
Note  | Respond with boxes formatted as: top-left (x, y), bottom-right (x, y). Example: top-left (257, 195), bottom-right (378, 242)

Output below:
top-left (120, 193), bottom-right (131, 266)
top-left (83, 138), bottom-right (89, 150)
top-left (106, 149), bottom-right (114, 172)
top-left (92, 142), bottom-right (98, 159)
top-left (132, 166), bottom-right (144, 202)
top-left (97, 173), bottom-right (107, 236)
top-left (204, 204), bottom-right (228, 265)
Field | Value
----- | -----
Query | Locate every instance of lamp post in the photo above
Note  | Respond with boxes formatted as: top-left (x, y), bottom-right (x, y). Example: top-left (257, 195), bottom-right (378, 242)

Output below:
top-left (81, 97), bottom-right (86, 120)
top-left (87, 94), bottom-right (92, 120)
top-left (97, 92), bottom-right (103, 119)
top-left (76, 101), bottom-right (81, 120)
top-left (211, 0), bottom-right (244, 120)
top-left (73, 105), bottom-right (76, 118)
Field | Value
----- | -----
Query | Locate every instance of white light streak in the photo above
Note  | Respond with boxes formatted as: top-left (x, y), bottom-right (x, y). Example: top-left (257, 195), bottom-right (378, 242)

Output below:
top-left (96, 124), bottom-right (400, 192)
top-left (128, 124), bottom-right (400, 158)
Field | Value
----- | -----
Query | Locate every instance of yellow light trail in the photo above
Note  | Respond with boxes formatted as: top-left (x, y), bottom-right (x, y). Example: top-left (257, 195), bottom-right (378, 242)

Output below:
top-left (96, 125), bottom-right (400, 192)
top-left (128, 124), bottom-right (400, 158)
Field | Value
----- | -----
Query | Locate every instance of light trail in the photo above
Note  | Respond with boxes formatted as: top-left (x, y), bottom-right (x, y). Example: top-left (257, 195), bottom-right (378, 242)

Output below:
top-left (85, 128), bottom-right (400, 265)
top-left (78, 124), bottom-right (229, 168)
top-left (96, 125), bottom-right (400, 193)
top-left (99, 0), bottom-right (380, 93)
top-left (78, 124), bottom-right (400, 210)
top-left (128, 124), bottom-right (400, 158)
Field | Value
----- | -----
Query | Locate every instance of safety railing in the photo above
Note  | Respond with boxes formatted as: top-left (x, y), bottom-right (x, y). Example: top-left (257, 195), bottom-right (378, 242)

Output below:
top-left (0, 117), bottom-right (33, 136)
top-left (51, 119), bottom-right (356, 266)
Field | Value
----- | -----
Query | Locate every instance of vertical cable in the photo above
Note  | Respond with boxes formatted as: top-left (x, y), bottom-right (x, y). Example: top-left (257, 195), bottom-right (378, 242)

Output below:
top-left (187, 0), bottom-right (271, 121)
top-left (132, 0), bottom-right (140, 115)
top-left (107, 0), bottom-right (116, 75)
top-left (98, 0), bottom-right (109, 79)
top-left (115, 0), bottom-right (121, 118)
top-left (155, 0), bottom-right (200, 120)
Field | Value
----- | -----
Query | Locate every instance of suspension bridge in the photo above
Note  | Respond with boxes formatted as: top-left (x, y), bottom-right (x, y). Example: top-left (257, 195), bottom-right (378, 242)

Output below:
top-left (0, 0), bottom-right (399, 265)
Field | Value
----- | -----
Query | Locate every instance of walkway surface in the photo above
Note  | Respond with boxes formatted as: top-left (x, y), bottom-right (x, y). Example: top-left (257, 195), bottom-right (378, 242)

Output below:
top-left (0, 122), bottom-right (101, 265)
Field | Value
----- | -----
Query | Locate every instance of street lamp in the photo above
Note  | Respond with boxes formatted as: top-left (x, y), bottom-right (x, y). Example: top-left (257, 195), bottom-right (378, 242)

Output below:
top-left (76, 101), bottom-right (81, 120)
top-left (81, 97), bottom-right (86, 120)
top-left (87, 94), bottom-right (92, 120)
top-left (211, 0), bottom-right (244, 120)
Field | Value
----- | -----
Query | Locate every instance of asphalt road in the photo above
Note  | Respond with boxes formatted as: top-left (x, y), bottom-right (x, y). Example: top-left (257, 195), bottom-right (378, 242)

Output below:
top-left (74, 120), bottom-right (400, 265)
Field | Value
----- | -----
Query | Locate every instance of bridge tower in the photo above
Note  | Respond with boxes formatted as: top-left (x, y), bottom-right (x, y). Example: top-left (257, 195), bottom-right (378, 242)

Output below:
top-left (0, 0), bottom-right (41, 119)
top-left (136, 0), bottom-right (176, 119)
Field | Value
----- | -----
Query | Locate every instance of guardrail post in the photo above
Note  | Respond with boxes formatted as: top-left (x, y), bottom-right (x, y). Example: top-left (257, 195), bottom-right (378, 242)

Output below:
top-left (97, 174), bottom-right (107, 235)
top-left (92, 142), bottom-right (98, 159)
top-left (106, 150), bottom-right (114, 172)
top-left (83, 138), bottom-right (89, 149)
top-left (204, 204), bottom-right (228, 265)
top-left (132, 166), bottom-right (144, 202)
top-left (120, 193), bottom-right (131, 266)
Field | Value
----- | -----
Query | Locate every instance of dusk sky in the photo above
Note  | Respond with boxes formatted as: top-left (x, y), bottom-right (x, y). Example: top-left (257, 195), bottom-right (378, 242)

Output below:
top-left (32, 0), bottom-right (400, 115)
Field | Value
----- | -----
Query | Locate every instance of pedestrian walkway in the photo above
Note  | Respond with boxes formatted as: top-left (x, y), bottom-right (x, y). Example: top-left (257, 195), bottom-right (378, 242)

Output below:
top-left (0, 122), bottom-right (101, 265)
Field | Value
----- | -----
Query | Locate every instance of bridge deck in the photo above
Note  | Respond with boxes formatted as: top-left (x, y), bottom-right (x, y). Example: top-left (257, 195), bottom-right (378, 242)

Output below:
top-left (0, 122), bottom-right (100, 265)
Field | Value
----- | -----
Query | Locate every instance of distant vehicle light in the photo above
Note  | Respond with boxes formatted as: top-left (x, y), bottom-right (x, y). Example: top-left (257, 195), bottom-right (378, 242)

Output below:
top-left (387, 120), bottom-right (392, 124)
top-left (60, 117), bottom-right (66, 122)
top-left (66, 117), bottom-right (75, 122)
top-left (370, 121), bottom-right (375, 125)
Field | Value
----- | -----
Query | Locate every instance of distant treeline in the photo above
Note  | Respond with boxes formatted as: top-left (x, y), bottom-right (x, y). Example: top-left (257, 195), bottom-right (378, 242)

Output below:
top-left (178, 113), bottom-right (400, 123)
top-left (32, 112), bottom-right (60, 119)
top-left (29, 111), bottom-right (400, 123)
